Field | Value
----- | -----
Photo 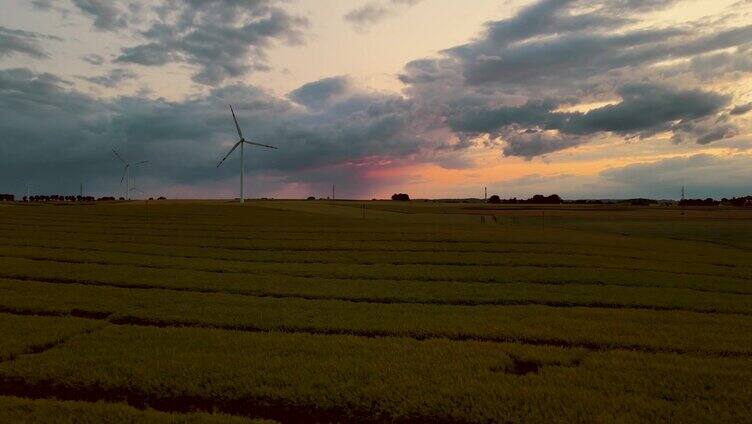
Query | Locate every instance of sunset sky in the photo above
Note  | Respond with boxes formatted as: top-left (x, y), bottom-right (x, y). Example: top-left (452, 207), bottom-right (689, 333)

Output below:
top-left (1, 0), bottom-right (751, 199)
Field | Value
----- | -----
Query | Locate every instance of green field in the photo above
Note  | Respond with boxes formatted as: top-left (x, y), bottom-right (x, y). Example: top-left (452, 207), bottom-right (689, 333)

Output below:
top-left (0, 200), bottom-right (751, 422)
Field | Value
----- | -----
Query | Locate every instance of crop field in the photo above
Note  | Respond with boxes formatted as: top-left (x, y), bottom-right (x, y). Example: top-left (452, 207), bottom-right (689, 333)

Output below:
top-left (0, 200), bottom-right (751, 422)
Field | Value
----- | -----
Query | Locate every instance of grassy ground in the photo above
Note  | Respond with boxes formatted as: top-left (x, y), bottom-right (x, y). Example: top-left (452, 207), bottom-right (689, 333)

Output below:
top-left (0, 200), bottom-right (750, 422)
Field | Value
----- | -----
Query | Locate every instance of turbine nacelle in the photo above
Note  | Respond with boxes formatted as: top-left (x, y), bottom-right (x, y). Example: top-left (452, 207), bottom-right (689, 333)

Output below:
top-left (216, 105), bottom-right (277, 169)
top-left (113, 148), bottom-right (148, 200)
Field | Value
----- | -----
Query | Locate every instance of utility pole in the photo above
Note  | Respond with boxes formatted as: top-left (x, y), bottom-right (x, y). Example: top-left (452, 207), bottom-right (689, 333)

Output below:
top-left (484, 187), bottom-right (487, 202)
top-left (80, 182), bottom-right (83, 198)
top-left (332, 184), bottom-right (335, 200)
top-left (681, 186), bottom-right (685, 201)
top-left (26, 183), bottom-right (29, 201)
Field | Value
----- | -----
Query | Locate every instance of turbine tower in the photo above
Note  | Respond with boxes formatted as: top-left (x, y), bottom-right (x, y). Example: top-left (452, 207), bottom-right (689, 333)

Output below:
top-left (113, 149), bottom-right (148, 200)
top-left (217, 105), bottom-right (277, 204)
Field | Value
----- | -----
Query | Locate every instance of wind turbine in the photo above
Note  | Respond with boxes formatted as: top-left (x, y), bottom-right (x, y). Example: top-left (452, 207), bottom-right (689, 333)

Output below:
top-left (113, 149), bottom-right (148, 200)
top-left (217, 105), bottom-right (277, 204)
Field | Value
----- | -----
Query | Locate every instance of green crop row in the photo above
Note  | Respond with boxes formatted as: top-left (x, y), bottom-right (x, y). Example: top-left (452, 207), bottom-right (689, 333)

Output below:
top-left (0, 396), bottom-right (272, 424)
top-left (1, 255), bottom-right (750, 315)
top-left (1, 251), bottom-right (750, 297)
top-left (1, 240), bottom-right (750, 282)
top-left (1, 279), bottom-right (751, 355)
top-left (0, 313), bottom-right (102, 362)
top-left (0, 325), bottom-right (749, 422)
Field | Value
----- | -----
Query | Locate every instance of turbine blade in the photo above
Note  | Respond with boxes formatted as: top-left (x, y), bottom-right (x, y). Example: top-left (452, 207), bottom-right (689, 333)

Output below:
top-left (120, 165), bottom-right (128, 184)
top-left (216, 141), bottom-right (242, 168)
top-left (245, 140), bottom-right (277, 149)
top-left (135, 160), bottom-right (149, 166)
top-left (112, 149), bottom-right (127, 165)
top-left (229, 104), bottom-right (243, 140)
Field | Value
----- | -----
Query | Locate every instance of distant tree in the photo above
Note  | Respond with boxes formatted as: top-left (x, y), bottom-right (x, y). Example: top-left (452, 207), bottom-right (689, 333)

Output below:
top-left (527, 194), bottom-right (562, 204)
top-left (629, 198), bottom-right (657, 206)
top-left (487, 195), bottom-right (501, 204)
top-left (306, 196), bottom-right (316, 200)
top-left (722, 195), bottom-right (752, 206)
top-left (158, 196), bottom-right (167, 200)
top-left (679, 198), bottom-right (719, 206)
top-left (391, 193), bottom-right (410, 201)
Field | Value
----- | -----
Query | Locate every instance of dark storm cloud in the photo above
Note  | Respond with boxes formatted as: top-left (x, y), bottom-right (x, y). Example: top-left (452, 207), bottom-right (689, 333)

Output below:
top-left (0, 26), bottom-right (61, 59)
top-left (397, 0), bottom-right (752, 158)
top-left (115, 0), bottom-right (308, 85)
top-left (0, 69), bottom-right (437, 196)
top-left (0, 68), bottom-right (117, 194)
top-left (344, 0), bottom-right (423, 30)
top-left (287, 76), bottom-right (350, 109)
top-left (565, 84), bottom-right (730, 136)
top-left (502, 131), bottom-right (584, 159)
top-left (77, 68), bottom-right (138, 87)
top-left (449, 84), bottom-right (729, 142)
top-left (5, 0), bottom-right (752, 197)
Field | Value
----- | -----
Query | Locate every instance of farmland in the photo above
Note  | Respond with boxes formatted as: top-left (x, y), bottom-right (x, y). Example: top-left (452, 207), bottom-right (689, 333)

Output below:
top-left (0, 200), bottom-right (751, 422)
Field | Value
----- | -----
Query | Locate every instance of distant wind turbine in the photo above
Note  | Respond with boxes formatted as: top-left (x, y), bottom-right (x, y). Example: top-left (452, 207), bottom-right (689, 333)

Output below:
top-left (217, 105), bottom-right (277, 204)
top-left (113, 149), bottom-right (148, 200)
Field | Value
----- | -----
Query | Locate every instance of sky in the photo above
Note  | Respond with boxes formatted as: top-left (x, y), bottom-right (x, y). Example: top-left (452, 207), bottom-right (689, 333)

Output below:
top-left (1, 0), bottom-right (751, 200)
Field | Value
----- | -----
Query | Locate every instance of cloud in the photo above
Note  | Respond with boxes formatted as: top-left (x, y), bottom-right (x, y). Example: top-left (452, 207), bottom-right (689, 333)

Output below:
top-left (81, 53), bottom-right (105, 65)
top-left (564, 84), bottom-right (729, 136)
top-left (447, 84), bottom-right (730, 153)
top-left (344, 3), bottom-right (390, 28)
top-left (600, 153), bottom-right (752, 198)
top-left (502, 131), bottom-right (584, 159)
top-left (0, 68), bottom-right (445, 197)
top-left (287, 76), bottom-right (350, 109)
top-left (30, 0), bottom-right (69, 15)
top-left (71, 0), bottom-right (129, 30)
top-left (4, 0), bottom-right (752, 198)
top-left (0, 26), bottom-right (61, 59)
top-left (731, 102), bottom-right (752, 115)
top-left (344, 0), bottom-right (422, 30)
top-left (77, 68), bottom-right (138, 87)
top-left (114, 0), bottom-right (308, 85)
top-left (398, 0), bottom-right (752, 158)
top-left (30, 0), bottom-right (52, 8)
